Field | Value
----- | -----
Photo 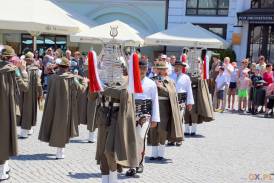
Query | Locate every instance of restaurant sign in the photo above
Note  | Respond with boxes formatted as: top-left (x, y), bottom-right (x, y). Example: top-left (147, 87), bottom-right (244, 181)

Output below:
top-left (238, 15), bottom-right (274, 24)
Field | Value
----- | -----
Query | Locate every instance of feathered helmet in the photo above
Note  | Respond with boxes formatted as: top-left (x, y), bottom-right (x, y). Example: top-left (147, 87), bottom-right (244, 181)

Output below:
top-left (87, 50), bottom-right (142, 94)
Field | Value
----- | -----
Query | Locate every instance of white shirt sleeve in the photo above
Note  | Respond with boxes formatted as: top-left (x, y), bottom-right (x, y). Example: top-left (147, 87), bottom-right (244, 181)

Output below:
top-left (186, 77), bottom-right (194, 105)
top-left (151, 82), bottom-right (160, 122)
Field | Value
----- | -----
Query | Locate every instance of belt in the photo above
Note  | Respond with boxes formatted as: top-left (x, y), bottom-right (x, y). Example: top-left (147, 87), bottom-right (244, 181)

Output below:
top-left (178, 92), bottom-right (187, 104)
top-left (159, 96), bottom-right (169, 100)
top-left (100, 102), bottom-right (120, 107)
top-left (135, 99), bottom-right (152, 116)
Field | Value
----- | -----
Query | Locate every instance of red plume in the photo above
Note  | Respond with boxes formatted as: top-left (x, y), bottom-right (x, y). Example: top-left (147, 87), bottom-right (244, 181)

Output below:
top-left (181, 54), bottom-right (187, 74)
top-left (203, 56), bottom-right (207, 80)
top-left (88, 51), bottom-right (101, 93)
top-left (133, 53), bottom-right (143, 93)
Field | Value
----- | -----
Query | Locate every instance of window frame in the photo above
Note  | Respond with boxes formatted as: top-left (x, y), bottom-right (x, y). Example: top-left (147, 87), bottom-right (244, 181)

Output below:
top-left (194, 24), bottom-right (227, 39)
top-left (251, 0), bottom-right (274, 9)
top-left (186, 0), bottom-right (229, 16)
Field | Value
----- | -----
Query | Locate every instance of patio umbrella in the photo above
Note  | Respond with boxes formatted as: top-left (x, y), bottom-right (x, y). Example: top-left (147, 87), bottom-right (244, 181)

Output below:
top-left (144, 23), bottom-right (229, 49)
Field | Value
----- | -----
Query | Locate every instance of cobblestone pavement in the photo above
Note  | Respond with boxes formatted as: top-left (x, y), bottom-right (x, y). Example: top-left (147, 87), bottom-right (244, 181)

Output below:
top-left (4, 111), bottom-right (274, 183)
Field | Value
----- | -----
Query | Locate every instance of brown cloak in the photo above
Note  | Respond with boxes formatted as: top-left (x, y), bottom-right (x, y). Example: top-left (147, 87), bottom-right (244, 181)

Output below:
top-left (184, 78), bottom-right (214, 124)
top-left (38, 72), bottom-right (85, 148)
top-left (77, 69), bottom-right (98, 131)
top-left (17, 65), bottom-right (42, 130)
top-left (0, 61), bottom-right (28, 161)
top-left (148, 77), bottom-right (183, 144)
top-left (95, 84), bottom-right (138, 168)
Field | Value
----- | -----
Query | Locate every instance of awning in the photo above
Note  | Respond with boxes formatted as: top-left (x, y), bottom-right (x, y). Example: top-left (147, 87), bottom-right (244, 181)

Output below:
top-left (0, 0), bottom-right (95, 35)
top-left (144, 23), bottom-right (229, 49)
top-left (237, 8), bottom-right (274, 24)
top-left (70, 20), bottom-right (146, 47)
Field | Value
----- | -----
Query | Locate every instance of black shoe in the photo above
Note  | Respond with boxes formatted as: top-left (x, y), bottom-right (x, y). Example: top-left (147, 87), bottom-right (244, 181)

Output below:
top-left (117, 164), bottom-right (123, 173)
top-left (136, 164), bottom-right (143, 173)
top-left (125, 168), bottom-right (136, 177)
top-left (184, 132), bottom-right (190, 136)
top-left (149, 157), bottom-right (157, 160)
top-left (167, 142), bottom-right (175, 146)
top-left (176, 142), bottom-right (182, 146)
top-left (157, 157), bottom-right (164, 161)
top-left (247, 108), bottom-right (252, 113)
top-left (190, 133), bottom-right (196, 136)
top-left (88, 140), bottom-right (95, 143)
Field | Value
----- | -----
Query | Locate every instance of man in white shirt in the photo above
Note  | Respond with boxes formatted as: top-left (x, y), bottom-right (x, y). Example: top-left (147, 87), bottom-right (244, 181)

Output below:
top-left (126, 60), bottom-right (160, 177)
top-left (222, 57), bottom-right (233, 110)
top-left (170, 61), bottom-right (194, 139)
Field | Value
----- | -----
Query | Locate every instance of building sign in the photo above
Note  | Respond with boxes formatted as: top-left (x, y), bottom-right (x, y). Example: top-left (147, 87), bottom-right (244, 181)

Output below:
top-left (238, 15), bottom-right (273, 24)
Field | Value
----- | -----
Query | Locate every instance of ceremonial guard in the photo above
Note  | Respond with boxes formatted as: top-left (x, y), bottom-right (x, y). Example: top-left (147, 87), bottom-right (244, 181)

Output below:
top-left (38, 57), bottom-right (88, 159)
top-left (77, 58), bottom-right (98, 143)
top-left (0, 46), bottom-right (29, 181)
top-left (17, 51), bottom-right (43, 138)
top-left (184, 50), bottom-right (214, 136)
top-left (170, 60), bottom-right (194, 145)
top-left (148, 61), bottom-right (182, 160)
top-left (89, 43), bottom-right (142, 182)
top-left (125, 60), bottom-right (160, 176)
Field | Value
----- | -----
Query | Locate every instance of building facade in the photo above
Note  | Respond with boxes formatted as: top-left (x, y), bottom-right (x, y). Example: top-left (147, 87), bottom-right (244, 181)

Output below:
top-left (167, 0), bottom-right (274, 63)
top-left (0, 0), bottom-right (166, 59)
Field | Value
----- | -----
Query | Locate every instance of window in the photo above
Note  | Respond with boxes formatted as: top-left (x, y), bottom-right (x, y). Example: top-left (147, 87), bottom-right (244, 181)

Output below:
top-left (195, 24), bottom-right (227, 39)
top-left (251, 0), bottom-right (274, 9)
top-left (21, 34), bottom-right (67, 55)
top-left (247, 24), bottom-right (274, 63)
top-left (186, 0), bottom-right (229, 16)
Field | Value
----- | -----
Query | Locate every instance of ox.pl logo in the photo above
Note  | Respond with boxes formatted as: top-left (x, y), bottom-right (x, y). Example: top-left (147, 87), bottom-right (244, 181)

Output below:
top-left (248, 173), bottom-right (273, 181)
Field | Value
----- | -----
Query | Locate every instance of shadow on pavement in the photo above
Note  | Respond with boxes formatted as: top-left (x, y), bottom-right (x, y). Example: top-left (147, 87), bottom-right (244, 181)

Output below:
top-left (184, 134), bottom-right (205, 138)
top-left (144, 156), bottom-right (172, 164)
top-left (67, 172), bottom-right (101, 179)
top-left (11, 153), bottom-right (56, 160)
top-left (70, 139), bottom-right (89, 144)
top-left (118, 173), bottom-right (141, 179)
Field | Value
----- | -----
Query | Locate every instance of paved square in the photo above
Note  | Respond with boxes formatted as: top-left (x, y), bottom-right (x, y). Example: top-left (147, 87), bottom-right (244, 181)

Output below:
top-left (5, 111), bottom-right (274, 183)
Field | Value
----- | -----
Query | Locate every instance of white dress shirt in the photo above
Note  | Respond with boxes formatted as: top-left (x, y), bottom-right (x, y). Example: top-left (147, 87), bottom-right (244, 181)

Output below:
top-left (170, 72), bottom-right (194, 105)
top-left (134, 77), bottom-right (160, 122)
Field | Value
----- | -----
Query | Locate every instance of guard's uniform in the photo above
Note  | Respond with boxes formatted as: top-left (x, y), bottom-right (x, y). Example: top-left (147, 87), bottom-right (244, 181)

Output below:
top-left (134, 77), bottom-right (160, 166)
top-left (148, 73), bottom-right (182, 159)
top-left (171, 72), bottom-right (194, 134)
top-left (184, 78), bottom-right (214, 135)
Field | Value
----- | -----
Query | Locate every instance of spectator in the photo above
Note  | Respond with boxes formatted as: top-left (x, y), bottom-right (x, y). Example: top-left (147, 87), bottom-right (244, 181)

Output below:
top-left (238, 58), bottom-right (250, 78)
top-left (148, 59), bottom-right (159, 78)
top-left (263, 64), bottom-right (273, 87)
top-left (247, 63), bottom-right (257, 113)
top-left (237, 71), bottom-right (251, 113)
top-left (65, 50), bottom-right (73, 60)
top-left (215, 67), bottom-right (228, 112)
top-left (252, 70), bottom-right (266, 115)
top-left (227, 62), bottom-right (238, 111)
top-left (165, 56), bottom-right (173, 75)
top-left (263, 64), bottom-right (274, 112)
top-left (209, 54), bottom-right (221, 109)
top-left (264, 83), bottom-right (274, 118)
top-left (222, 57), bottom-right (234, 110)
top-left (256, 55), bottom-right (267, 75)
top-left (170, 55), bottom-right (177, 66)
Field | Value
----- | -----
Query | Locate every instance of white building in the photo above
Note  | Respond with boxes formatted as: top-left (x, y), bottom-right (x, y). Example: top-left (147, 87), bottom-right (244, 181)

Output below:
top-left (168, 0), bottom-right (274, 63)
top-left (0, 0), bottom-right (166, 59)
top-left (0, 0), bottom-right (273, 63)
